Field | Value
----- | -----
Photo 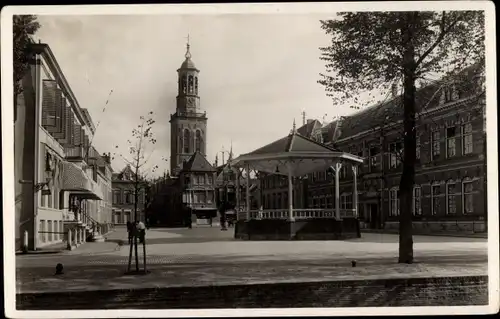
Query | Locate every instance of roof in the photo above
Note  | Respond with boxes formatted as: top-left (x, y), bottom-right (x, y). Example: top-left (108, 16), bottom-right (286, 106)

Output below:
top-left (335, 63), bottom-right (483, 141)
top-left (180, 57), bottom-right (197, 70)
top-left (297, 120), bottom-right (322, 138)
top-left (231, 130), bottom-right (362, 176)
top-left (182, 151), bottom-right (216, 172)
top-left (248, 130), bottom-right (340, 156)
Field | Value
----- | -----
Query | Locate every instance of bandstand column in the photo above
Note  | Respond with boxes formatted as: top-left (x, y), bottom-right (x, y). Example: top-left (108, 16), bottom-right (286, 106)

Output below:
top-left (245, 164), bottom-right (250, 221)
top-left (352, 165), bottom-right (358, 218)
top-left (235, 169), bottom-right (241, 221)
top-left (335, 162), bottom-right (342, 220)
top-left (287, 164), bottom-right (294, 221)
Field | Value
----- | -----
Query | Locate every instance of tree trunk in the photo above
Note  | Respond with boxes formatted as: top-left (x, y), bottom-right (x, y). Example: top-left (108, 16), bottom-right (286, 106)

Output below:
top-left (398, 14), bottom-right (417, 264)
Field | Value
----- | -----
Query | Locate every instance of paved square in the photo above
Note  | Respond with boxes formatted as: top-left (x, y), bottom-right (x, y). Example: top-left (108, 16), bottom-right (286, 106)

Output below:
top-left (15, 227), bottom-right (488, 294)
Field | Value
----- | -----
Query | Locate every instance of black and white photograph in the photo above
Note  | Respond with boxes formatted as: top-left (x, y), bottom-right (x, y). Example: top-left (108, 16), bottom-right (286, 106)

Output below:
top-left (2, 2), bottom-right (498, 317)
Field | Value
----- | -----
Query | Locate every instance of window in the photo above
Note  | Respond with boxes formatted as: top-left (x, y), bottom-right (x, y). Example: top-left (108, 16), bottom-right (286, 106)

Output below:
top-left (462, 180), bottom-right (475, 214)
top-left (444, 86), bottom-right (454, 102)
top-left (195, 77), bottom-right (199, 94)
top-left (207, 192), bottom-right (214, 204)
top-left (198, 192), bottom-right (206, 203)
top-left (47, 220), bottom-right (52, 242)
top-left (446, 127), bottom-right (457, 158)
top-left (188, 75), bottom-right (194, 94)
top-left (446, 182), bottom-right (457, 214)
top-left (462, 123), bottom-right (473, 155)
top-left (199, 174), bottom-right (206, 185)
top-left (416, 136), bottom-right (421, 160)
top-left (389, 143), bottom-right (398, 168)
top-left (389, 188), bottom-right (400, 216)
top-left (195, 130), bottom-right (202, 152)
top-left (369, 147), bottom-right (380, 172)
top-left (413, 187), bottom-right (422, 216)
top-left (113, 191), bottom-right (120, 204)
top-left (431, 130), bottom-right (441, 159)
top-left (431, 184), bottom-right (441, 215)
top-left (39, 220), bottom-right (46, 243)
top-left (183, 130), bottom-right (190, 153)
top-left (340, 194), bottom-right (352, 210)
top-left (277, 193), bottom-right (282, 208)
top-left (208, 174), bottom-right (213, 185)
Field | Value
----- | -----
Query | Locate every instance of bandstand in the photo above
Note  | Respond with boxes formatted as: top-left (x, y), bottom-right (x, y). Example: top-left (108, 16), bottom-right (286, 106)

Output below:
top-left (230, 123), bottom-right (364, 240)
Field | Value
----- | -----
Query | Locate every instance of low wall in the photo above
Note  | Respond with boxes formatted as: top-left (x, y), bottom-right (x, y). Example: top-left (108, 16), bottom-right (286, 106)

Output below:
top-left (235, 218), bottom-right (360, 240)
top-left (384, 221), bottom-right (486, 233)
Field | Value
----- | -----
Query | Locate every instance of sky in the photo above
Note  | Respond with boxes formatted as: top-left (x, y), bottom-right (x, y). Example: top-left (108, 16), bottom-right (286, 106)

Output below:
top-left (34, 14), bottom-right (357, 176)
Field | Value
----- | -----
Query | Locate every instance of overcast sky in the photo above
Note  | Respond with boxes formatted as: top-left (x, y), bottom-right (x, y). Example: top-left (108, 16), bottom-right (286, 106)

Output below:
top-left (34, 14), bottom-right (357, 176)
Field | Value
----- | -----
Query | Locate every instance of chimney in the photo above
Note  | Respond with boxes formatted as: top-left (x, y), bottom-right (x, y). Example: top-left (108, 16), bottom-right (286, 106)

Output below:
top-left (391, 82), bottom-right (398, 98)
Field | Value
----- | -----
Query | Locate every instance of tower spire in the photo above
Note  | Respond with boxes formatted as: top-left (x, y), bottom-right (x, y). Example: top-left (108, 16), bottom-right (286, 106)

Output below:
top-left (185, 34), bottom-right (191, 59)
top-left (291, 119), bottom-right (297, 134)
top-left (229, 140), bottom-right (234, 161)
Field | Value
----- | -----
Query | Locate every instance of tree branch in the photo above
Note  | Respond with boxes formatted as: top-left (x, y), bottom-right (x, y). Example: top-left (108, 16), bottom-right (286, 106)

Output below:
top-left (415, 12), bottom-right (464, 68)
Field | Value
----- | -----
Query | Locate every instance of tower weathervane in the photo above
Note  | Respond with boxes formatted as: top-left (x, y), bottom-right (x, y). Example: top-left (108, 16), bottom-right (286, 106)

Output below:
top-left (185, 34), bottom-right (191, 59)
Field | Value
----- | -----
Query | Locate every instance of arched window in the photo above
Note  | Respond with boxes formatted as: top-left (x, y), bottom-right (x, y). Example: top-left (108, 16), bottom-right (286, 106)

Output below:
top-left (183, 129), bottom-right (190, 153)
top-left (195, 130), bottom-right (202, 152)
top-left (188, 75), bottom-right (194, 94)
top-left (178, 136), bottom-right (183, 153)
top-left (181, 75), bottom-right (187, 94)
top-left (195, 77), bottom-right (199, 95)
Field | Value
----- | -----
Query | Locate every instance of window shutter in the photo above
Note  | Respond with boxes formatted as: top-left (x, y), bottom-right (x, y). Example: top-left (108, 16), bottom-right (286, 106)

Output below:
top-left (73, 124), bottom-right (81, 146)
top-left (53, 93), bottom-right (67, 140)
top-left (41, 80), bottom-right (57, 128)
top-left (46, 88), bottom-right (63, 134)
top-left (65, 108), bottom-right (75, 146)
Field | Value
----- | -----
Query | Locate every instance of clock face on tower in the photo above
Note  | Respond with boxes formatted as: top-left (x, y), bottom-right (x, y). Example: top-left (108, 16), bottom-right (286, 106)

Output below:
top-left (186, 97), bottom-right (195, 108)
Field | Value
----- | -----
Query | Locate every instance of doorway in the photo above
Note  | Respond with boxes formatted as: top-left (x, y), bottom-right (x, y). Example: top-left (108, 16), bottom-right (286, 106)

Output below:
top-left (369, 203), bottom-right (379, 229)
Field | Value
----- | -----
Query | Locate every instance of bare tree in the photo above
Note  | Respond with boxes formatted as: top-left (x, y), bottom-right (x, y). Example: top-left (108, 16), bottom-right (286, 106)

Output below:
top-left (113, 112), bottom-right (159, 273)
top-left (319, 11), bottom-right (485, 263)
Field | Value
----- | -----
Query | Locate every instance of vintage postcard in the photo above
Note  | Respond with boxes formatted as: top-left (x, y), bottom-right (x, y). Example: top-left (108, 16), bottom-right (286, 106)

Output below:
top-left (2, 2), bottom-right (498, 318)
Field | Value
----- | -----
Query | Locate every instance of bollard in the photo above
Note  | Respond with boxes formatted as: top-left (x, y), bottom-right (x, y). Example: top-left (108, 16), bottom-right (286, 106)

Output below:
top-left (55, 263), bottom-right (64, 275)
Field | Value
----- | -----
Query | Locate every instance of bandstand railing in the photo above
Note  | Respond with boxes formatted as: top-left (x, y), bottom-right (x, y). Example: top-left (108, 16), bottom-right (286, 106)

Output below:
top-left (236, 208), bottom-right (357, 221)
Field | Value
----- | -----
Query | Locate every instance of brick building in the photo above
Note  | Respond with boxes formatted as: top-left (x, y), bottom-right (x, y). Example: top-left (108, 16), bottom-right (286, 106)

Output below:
top-left (111, 165), bottom-right (146, 224)
top-left (260, 65), bottom-right (486, 233)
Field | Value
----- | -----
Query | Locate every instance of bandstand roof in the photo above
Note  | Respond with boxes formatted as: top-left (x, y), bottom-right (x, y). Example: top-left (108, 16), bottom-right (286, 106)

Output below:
top-left (230, 128), bottom-right (364, 177)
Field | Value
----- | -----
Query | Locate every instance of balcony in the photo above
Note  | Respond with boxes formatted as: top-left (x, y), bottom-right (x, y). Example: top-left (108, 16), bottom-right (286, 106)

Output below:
top-left (171, 110), bottom-right (207, 119)
top-left (64, 146), bottom-right (99, 161)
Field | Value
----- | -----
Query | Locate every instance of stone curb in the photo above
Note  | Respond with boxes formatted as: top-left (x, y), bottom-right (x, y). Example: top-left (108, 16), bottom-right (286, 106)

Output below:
top-left (361, 230), bottom-right (488, 238)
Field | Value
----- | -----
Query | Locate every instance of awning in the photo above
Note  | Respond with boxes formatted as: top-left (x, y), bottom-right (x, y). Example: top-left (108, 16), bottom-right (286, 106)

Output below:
top-left (61, 161), bottom-right (103, 200)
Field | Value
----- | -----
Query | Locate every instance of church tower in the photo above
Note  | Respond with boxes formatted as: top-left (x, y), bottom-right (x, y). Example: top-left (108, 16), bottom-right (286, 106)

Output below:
top-left (170, 38), bottom-right (208, 175)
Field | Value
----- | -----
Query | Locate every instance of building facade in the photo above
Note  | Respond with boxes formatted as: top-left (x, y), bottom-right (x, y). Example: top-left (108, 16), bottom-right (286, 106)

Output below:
top-left (111, 165), bottom-right (146, 224)
top-left (259, 65), bottom-right (486, 233)
top-left (14, 43), bottom-right (113, 251)
top-left (179, 152), bottom-right (218, 224)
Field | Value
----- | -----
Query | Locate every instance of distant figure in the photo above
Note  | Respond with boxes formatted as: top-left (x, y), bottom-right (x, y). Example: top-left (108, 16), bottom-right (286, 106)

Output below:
top-left (219, 201), bottom-right (227, 231)
top-left (126, 221), bottom-right (133, 244)
top-left (137, 221), bottom-right (146, 244)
